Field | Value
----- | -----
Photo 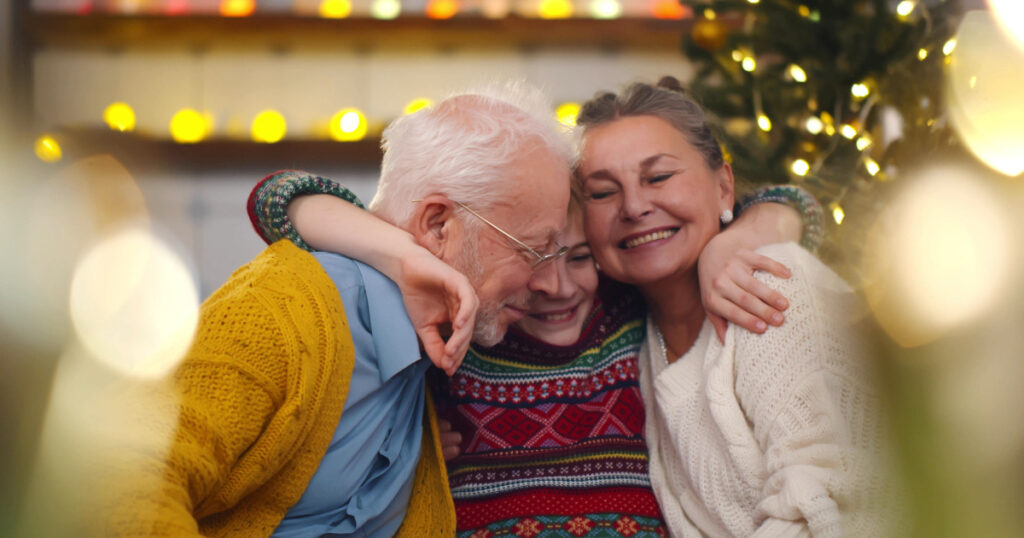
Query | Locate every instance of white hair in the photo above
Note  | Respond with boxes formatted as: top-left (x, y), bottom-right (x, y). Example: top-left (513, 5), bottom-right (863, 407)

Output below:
top-left (368, 80), bottom-right (575, 228)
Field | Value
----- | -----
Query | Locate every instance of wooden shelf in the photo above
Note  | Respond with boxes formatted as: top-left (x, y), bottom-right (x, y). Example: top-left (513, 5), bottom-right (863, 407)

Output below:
top-left (25, 14), bottom-right (691, 51)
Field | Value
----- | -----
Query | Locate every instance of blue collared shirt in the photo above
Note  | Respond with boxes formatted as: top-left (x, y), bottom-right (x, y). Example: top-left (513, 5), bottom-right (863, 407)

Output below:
top-left (272, 252), bottom-right (429, 538)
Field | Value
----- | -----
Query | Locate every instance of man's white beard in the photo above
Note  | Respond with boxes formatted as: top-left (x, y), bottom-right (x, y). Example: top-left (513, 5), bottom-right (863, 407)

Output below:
top-left (452, 231), bottom-right (504, 348)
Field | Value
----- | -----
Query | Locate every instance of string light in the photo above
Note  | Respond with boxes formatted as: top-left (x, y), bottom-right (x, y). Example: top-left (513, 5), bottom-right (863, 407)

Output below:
top-left (590, 0), bottom-right (621, 19)
top-left (757, 114), bottom-right (772, 132)
top-left (943, 38), bottom-right (957, 56)
top-left (170, 108), bottom-right (207, 143)
top-left (820, 112), bottom-right (837, 136)
top-left (330, 108), bottom-right (368, 142)
top-left (427, 0), bottom-right (458, 19)
top-left (839, 124), bottom-right (858, 139)
top-left (805, 116), bottom-right (824, 134)
top-left (851, 82), bottom-right (870, 99)
top-left (251, 110), bottom-right (287, 143)
top-left (830, 202), bottom-right (845, 225)
top-left (556, 102), bottom-right (581, 127)
top-left (864, 158), bottom-right (881, 176)
top-left (791, 159), bottom-right (810, 176)
top-left (797, 4), bottom-right (810, 17)
top-left (103, 102), bottom-right (136, 132)
top-left (741, 56), bottom-right (757, 72)
top-left (319, 0), bottom-right (352, 18)
top-left (652, 0), bottom-right (687, 20)
top-left (404, 98), bottom-right (433, 115)
top-left (746, 0), bottom-right (760, 4)
top-left (896, 1), bottom-right (915, 18)
top-left (788, 64), bottom-right (807, 83)
top-left (219, 0), bottom-right (254, 17)
top-left (538, 0), bottom-right (572, 19)
top-left (371, 0), bottom-right (401, 19)
top-left (34, 134), bottom-right (62, 163)
top-left (856, 135), bottom-right (873, 151)
top-left (703, 8), bottom-right (715, 20)
top-left (918, 48), bottom-right (929, 60)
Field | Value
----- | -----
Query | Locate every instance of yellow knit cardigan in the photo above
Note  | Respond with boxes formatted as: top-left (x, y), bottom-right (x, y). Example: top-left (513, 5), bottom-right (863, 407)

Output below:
top-left (98, 240), bottom-right (455, 536)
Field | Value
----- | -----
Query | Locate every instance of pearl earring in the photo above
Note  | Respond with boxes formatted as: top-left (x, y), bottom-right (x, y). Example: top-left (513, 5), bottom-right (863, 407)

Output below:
top-left (720, 209), bottom-right (734, 225)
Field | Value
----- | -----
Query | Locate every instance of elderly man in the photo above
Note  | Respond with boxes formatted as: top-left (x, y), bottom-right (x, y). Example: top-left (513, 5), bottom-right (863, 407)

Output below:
top-left (103, 84), bottom-right (572, 536)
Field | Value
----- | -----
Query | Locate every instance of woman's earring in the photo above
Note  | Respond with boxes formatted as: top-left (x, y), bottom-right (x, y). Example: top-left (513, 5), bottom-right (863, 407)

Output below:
top-left (720, 209), bottom-right (734, 225)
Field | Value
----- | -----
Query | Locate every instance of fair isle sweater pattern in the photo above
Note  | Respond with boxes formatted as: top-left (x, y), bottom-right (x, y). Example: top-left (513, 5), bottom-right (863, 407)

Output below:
top-left (435, 282), bottom-right (667, 537)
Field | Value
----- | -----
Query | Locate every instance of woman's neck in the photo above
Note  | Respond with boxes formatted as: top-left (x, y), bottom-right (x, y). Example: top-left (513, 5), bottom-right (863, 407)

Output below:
top-left (640, 273), bottom-right (706, 363)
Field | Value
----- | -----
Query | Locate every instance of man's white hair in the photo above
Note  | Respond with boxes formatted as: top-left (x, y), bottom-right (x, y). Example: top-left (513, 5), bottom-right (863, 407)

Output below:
top-left (368, 80), bottom-right (575, 227)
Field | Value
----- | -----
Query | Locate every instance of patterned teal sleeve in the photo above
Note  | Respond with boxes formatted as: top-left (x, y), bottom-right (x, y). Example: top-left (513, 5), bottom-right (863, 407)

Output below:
top-left (247, 170), bottom-right (366, 252)
top-left (736, 184), bottom-right (825, 252)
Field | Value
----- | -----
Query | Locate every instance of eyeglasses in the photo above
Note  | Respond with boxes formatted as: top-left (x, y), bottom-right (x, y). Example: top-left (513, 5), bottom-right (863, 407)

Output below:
top-left (414, 198), bottom-right (569, 271)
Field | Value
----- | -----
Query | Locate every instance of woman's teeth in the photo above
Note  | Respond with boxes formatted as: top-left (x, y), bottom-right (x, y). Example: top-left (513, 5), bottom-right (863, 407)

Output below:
top-left (534, 310), bottom-right (573, 321)
top-left (623, 229), bottom-right (675, 249)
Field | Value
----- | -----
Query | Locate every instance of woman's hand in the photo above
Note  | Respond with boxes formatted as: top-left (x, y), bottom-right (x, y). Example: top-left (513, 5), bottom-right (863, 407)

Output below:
top-left (438, 419), bottom-right (463, 461)
top-left (699, 203), bottom-right (800, 342)
top-left (396, 247), bottom-right (479, 376)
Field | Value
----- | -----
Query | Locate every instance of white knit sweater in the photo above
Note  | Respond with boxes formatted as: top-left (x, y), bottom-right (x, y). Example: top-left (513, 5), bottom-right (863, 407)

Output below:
top-left (640, 242), bottom-right (901, 538)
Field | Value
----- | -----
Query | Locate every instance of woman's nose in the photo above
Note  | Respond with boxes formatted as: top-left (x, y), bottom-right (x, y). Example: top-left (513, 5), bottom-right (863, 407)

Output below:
top-left (620, 185), bottom-right (654, 220)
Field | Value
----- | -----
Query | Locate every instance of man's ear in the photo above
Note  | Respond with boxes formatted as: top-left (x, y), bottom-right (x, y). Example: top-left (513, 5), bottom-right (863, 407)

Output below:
top-left (407, 194), bottom-right (459, 258)
top-left (716, 162), bottom-right (736, 212)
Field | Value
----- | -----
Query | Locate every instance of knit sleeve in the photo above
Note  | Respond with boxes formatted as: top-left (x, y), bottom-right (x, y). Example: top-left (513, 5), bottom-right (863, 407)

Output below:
top-left (247, 170), bottom-right (366, 251)
top-left (734, 243), bottom-right (899, 538)
top-left (737, 185), bottom-right (824, 252)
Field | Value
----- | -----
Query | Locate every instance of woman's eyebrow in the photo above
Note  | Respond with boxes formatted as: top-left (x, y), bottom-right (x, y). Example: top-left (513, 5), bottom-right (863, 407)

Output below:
top-left (639, 153), bottom-right (674, 170)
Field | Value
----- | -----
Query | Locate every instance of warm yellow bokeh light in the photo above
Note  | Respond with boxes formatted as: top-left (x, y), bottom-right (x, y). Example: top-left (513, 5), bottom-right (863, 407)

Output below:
top-left (426, 0), bottom-right (458, 19)
top-left (34, 134), bottom-right (63, 163)
top-left (170, 109), bottom-right (207, 144)
top-left (746, 0), bottom-right (760, 4)
top-left (251, 110), bottom-right (287, 143)
top-left (741, 56), bottom-right (757, 72)
top-left (946, 10), bottom-right (1024, 177)
top-left (538, 0), bottom-right (572, 19)
top-left (789, 64), bottom-right (807, 83)
top-left (989, 0), bottom-right (1024, 52)
top-left (918, 48), bottom-right (928, 60)
top-left (371, 0), bottom-right (401, 19)
top-left (805, 116), bottom-right (824, 135)
top-left (590, 0), bottom-right (621, 19)
top-left (756, 114), bottom-right (771, 132)
top-left (829, 202), bottom-right (844, 225)
top-left (652, 0), bottom-right (687, 20)
top-left (69, 227), bottom-right (199, 378)
top-left (330, 108), bottom-right (368, 142)
top-left (856, 135), bottom-right (872, 151)
top-left (864, 158), bottom-right (880, 176)
top-left (319, 0), bottom-right (352, 18)
top-left (404, 98), bottom-right (433, 115)
top-left (896, 0), bottom-right (915, 18)
top-left (556, 102), bottom-right (581, 127)
top-left (703, 8), bottom-right (715, 20)
top-left (219, 0), bottom-right (254, 17)
top-left (839, 124), bottom-right (857, 139)
top-left (791, 159), bottom-right (810, 176)
top-left (851, 82), bottom-right (870, 99)
top-left (943, 37), bottom-right (957, 56)
top-left (103, 102), bottom-right (136, 132)
top-left (864, 166), bottom-right (1013, 347)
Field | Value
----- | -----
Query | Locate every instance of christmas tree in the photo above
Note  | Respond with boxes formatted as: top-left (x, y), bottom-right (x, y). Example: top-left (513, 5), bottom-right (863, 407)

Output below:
top-left (678, 0), bottom-right (964, 277)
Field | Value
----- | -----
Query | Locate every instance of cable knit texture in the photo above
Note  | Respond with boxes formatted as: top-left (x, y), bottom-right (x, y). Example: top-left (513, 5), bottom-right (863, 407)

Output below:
top-left (640, 243), bottom-right (902, 538)
top-left (92, 240), bottom-right (455, 537)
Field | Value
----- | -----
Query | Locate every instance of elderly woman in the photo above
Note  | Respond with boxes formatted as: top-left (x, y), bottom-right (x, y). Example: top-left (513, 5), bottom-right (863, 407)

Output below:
top-left (575, 77), bottom-right (900, 537)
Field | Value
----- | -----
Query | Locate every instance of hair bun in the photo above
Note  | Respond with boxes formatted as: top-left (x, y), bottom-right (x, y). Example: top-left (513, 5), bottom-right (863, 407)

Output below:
top-left (656, 76), bottom-right (687, 95)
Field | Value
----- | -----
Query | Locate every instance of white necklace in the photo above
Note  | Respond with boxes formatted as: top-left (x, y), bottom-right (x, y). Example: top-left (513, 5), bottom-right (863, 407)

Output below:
top-left (653, 323), bottom-right (671, 365)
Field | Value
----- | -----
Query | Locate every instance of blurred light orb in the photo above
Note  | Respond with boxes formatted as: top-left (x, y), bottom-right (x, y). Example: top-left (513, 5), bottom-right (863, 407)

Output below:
top-left (589, 0), bottom-right (621, 19)
top-left (219, 0), bottom-right (255, 16)
top-left (371, 0), bottom-right (401, 19)
top-left (864, 158), bottom-right (880, 176)
top-left (426, 0), bottom-right (458, 19)
top-left (839, 124), bottom-right (857, 139)
top-left (34, 134), bottom-right (63, 163)
top-left (856, 135), bottom-right (872, 151)
top-left (947, 10), bottom-right (1024, 177)
top-left (943, 37), bottom-right (957, 56)
top-left (403, 98), bottom-right (433, 115)
top-left (330, 108), bottom-right (368, 142)
top-left (988, 0), bottom-right (1024, 52)
top-left (556, 102), bottom-right (580, 127)
top-left (756, 114), bottom-right (771, 132)
top-left (805, 116), bottom-right (824, 134)
top-left (103, 102), bottom-right (136, 132)
top-left (538, 0), bottom-right (572, 18)
top-left (918, 47), bottom-right (928, 60)
top-left (866, 166), bottom-right (1012, 347)
top-left (788, 64), bottom-right (807, 83)
top-left (896, 0), bottom-right (915, 18)
top-left (851, 82), bottom-right (870, 99)
top-left (791, 158), bottom-right (810, 176)
top-left (251, 110), bottom-right (287, 143)
top-left (829, 202), bottom-right (844, 225)
top-left (652, 0), bottom-right (687, 20)
top-left (70, 227), bottom-right (199, 378)
top-left (170, 108), bottom-right (207, 144)
top-left (741, 56), bottom-right (756, 72)
top-left (319, 0), bottom-right (352, 18)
